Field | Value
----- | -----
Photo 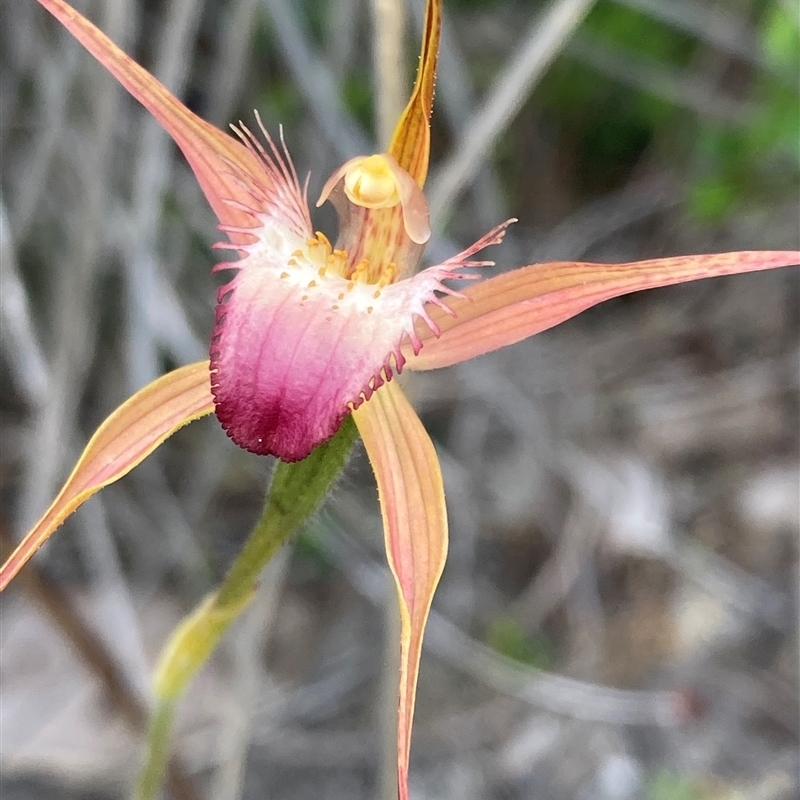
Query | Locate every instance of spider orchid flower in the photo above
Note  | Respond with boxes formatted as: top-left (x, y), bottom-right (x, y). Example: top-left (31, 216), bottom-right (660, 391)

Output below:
top-left (3, 0), bottom-right (799, 796)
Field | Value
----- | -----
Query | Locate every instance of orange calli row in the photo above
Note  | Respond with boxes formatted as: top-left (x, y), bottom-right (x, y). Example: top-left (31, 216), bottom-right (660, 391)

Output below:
top-left (4, 1), bottom-right (798, 798)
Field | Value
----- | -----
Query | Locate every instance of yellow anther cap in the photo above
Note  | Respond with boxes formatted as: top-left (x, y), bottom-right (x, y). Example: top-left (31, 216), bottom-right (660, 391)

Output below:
top-left (343, 155), bottom-right (401, 209)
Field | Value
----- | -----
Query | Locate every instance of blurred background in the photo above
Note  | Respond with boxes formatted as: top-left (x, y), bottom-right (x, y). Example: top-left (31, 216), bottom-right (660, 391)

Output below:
top-left (1, 0), bottom-right (798, 798)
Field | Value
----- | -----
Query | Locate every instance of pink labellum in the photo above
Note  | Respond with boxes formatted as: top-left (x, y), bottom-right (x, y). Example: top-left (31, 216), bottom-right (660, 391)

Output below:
top-left (210, 221), bottom-right (488, 461)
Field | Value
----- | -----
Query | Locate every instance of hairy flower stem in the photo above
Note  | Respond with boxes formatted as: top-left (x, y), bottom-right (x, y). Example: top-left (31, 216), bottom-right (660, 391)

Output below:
top-left (133, 418), bottom-right (358, 800)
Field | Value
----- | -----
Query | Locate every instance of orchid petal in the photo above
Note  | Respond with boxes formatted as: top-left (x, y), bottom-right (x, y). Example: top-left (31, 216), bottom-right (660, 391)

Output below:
top-left (34, 0), bottom-right (293, 234)
top-left (353, 382), bottom-right (447, 800)
top-left (388, 0), bottom-right (442, 186)
top-left (0, 362), bottom-right (214, 591)
top-left (407, 251), bottom-right (800, 370)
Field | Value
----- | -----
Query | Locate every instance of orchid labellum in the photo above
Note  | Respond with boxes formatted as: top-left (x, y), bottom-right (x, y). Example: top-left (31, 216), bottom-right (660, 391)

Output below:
top-left (3, 0), bottom-right (798, 797)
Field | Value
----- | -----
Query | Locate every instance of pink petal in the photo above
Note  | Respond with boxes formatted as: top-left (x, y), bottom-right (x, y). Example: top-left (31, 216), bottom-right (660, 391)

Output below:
top-left (353, 382), bottom-right (447, 800)
top-left (406, 251), bottom-right (800, 370)
top-left (1, 363), bottom-right (215, 590)
top-left (35, 0), bottom-right (309, 238)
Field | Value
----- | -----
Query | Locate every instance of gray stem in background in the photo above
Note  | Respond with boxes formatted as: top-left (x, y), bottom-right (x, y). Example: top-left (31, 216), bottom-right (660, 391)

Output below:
top-left (370, 0), bottom-right (408, 148)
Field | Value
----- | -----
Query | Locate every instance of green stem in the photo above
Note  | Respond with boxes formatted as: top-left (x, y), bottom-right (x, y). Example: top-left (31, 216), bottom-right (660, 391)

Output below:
top-left (134, 700), bottom-right (176, 800)
top-left (133, 418), bottom-right (358, 799)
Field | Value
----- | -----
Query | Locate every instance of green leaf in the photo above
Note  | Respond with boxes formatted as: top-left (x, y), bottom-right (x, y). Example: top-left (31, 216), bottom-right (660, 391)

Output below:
top-left (688, 177), bottom-right (737, 222)
top-left (487, 618), bottom-right (556, 669)
top-left (761, 4), bottom-right (800, 76)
